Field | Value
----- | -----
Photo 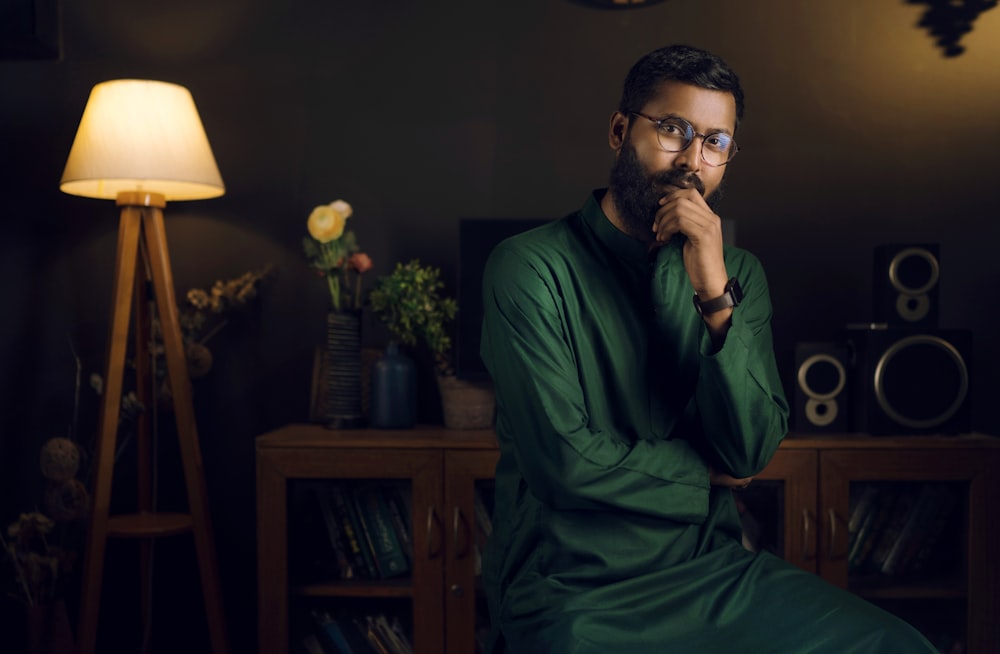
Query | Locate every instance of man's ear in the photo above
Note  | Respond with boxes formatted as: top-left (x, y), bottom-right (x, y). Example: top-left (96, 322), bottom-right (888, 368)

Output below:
top-left (609, 111), bottom-right (628, 151)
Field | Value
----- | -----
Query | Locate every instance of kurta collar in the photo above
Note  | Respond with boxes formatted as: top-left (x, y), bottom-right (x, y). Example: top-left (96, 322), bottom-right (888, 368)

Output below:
top-left (581, 189), bottom-right (649, 268)
top-left (581, 189), bottom-right (683, 271)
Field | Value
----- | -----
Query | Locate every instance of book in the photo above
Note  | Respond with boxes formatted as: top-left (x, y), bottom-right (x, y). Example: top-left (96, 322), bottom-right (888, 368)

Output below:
top-left (385, 615), bottom-right (413, 654)
top-left (302, 633), bottom-right (328, 654)
top-left (313, 484), bottom-right (356, 580)
top-left (353, 615), bottom-right (392, 654)
top-left (900, 484), bottom-right (959, 575)
top-left (881, 484), bottom-right (936, 575)
top-left (354, 484), bottom-right (410, 578)
top-left (473, 489), bottom-right (494, 576)
top-left (474, 488), bottom-right (493, 538)
top-left (867, 483), bottom-right (920, 573)
top-left (365, 613), bottom-right (412, 654)
top-left (330, 484), bottom-right (377, 579)
top-left (311, 609), bottom-right (358, 654)
top-left (847, 485), bottom-right (882, 570)
top-left (848, 484), bottom-right (881, 534)
top-left (384, 485), bottom-right (414, 566)
top-left (849, 486), bottom-right (899, 573)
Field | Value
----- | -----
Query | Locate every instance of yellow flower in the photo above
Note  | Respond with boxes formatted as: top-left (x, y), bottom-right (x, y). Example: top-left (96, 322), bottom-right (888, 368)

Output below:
top-left (307, 200), bottom-right (352, 243)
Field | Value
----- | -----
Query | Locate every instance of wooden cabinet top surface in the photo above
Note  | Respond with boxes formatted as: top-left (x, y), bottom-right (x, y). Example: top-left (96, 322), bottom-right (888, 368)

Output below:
top-left (257, 424), bottom-right (998, 452)
top-left (256, 423), bottom-right (498, 450)
top-left (781, 432), bottom-right (999, 449)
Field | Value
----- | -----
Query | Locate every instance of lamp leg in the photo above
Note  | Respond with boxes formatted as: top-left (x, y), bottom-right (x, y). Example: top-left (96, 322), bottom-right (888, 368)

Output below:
top-left (77, 205), bottom-right (143, 654)
top-left (142, 206), bottom-right (230, 654)
top-left (133, 241), bottom-right (155, 639)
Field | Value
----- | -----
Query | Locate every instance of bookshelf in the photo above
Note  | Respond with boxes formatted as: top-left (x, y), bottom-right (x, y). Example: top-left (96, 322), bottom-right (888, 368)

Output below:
top-left (257, 426), bottom-right (1000, 654)
top-left (256, 425), bottom-right (497, 654)
top-left (758, 434), bottom-right (1000, 652)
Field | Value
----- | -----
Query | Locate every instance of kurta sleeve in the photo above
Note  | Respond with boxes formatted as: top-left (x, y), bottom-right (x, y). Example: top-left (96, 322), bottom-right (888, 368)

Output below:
top-left (689, 249), bottom-right (789, 479)
top-left (482, 242), bottom-right (711, 524)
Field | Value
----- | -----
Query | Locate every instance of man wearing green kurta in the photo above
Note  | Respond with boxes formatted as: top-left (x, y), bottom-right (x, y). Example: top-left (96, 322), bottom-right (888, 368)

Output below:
top-left (479, 45), bottom-right (936, 653)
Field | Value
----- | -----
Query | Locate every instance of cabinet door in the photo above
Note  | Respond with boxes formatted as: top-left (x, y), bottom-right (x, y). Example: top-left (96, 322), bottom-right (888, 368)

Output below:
top-left (444, 449), bottom-right (500, 654)
top-left (752, 448), bottom-right (818, 572)
top-left (257, 445), bottom-right (445, 654)
top-left (819, 448), bottom-right (1000, 653)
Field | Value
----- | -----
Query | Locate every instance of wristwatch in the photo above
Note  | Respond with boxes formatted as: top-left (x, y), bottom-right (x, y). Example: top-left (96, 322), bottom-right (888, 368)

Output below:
top-left (693, 277), bottom-right (743, 316)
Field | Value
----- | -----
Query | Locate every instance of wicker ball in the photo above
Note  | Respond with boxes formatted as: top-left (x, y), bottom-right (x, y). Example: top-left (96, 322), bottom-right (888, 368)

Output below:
top-left (186, 342), bottom-right (214, 378)
top-left (39, 437), bottom-right (81, 482)
top-left (44, 478), bottom-right (90, 522)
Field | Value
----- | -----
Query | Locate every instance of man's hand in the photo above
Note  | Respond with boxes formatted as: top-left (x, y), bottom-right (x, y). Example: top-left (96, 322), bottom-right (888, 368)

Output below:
top-left (652, 186), bottom-right (729, 301)
top-left (709, 466), bottom-right (753, 489)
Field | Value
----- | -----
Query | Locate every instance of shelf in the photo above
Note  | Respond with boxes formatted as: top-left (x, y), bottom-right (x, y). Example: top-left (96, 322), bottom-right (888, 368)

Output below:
top-left (106, 511), bottom-right (193, 538)
top-left (850, 573), bottom-right (967, 600)
top-left (292, 578), bottom-right (414, 599)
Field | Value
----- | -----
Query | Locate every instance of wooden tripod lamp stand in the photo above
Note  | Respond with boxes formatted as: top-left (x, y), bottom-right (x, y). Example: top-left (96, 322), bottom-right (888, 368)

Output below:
top-left (60, 79), bottom-right (229, 654)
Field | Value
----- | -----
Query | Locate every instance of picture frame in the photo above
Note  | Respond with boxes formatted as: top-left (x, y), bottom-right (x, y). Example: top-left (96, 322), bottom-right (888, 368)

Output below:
top-left (0, 0), bottom-right (62, 61)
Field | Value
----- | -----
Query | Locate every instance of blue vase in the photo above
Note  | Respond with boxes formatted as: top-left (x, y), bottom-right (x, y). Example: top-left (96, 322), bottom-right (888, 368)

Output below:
top-left (370, 342), bottom-right (417, 428)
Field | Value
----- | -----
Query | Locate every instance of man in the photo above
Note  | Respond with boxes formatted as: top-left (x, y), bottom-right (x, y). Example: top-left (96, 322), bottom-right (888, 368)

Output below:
top-left (479, 44), bottom-right (936, 653)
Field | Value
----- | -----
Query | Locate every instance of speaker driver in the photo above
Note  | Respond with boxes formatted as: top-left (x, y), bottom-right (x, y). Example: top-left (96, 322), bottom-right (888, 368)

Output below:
top-left (798, 353), bottom-right (846, 428)
top-left (793, 342), bottom-right (849, 432)
top-left (873, 334), bottom-right (969, 430)
top-left (873, 243), bottom-right (940, 327)
top-left (888, 246), bottom-right (939, 296)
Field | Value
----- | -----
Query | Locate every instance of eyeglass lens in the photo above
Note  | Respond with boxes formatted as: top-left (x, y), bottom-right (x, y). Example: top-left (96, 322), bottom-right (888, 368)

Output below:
top-left (655, 117), bottom-right (735, 166)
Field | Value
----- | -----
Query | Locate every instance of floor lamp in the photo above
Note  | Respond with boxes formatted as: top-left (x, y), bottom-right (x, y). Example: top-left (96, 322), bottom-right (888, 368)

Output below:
top-left (60, 79), bottom-right (229, 654)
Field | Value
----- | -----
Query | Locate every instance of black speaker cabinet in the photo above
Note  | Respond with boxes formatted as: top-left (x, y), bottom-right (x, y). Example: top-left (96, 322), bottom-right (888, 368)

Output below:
top-left (793, 341), bottom-right (849, 433)
top-left (873, 243), bottom-right (940, 327)
top-left (846, 327), bottom-right (971, 435)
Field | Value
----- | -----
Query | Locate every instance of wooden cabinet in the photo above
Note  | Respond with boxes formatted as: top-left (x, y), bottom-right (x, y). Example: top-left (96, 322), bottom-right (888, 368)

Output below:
top-left (256, 425), bottom-right (497, 654)
top-left (257, 426), bottom-right (999, 654)
top-left (758, 435), bottom-right (1000, 653)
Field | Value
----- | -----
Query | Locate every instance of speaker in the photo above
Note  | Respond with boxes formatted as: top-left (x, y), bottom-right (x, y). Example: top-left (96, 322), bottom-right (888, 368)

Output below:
top-left (793, 342), bottom-right (850, 433)
top-left (872, 243), bottom-right (940, 327)
top-left (846, 327), bottom-right (971, 435)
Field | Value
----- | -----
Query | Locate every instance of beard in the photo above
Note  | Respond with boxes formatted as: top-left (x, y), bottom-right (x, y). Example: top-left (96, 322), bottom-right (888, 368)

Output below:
top-left (607, 138), bottom-right (723, 241)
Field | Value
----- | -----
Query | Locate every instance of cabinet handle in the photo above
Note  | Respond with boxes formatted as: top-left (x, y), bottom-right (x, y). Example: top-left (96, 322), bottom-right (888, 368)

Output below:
top-left (802, 509), bottom-right (815, 561)
top-left (427, 505), bottom-right (444, 559)
top-left (826, 507), bottom-right (845, 560)
top-left (452, 507), bottom-right (471, 560)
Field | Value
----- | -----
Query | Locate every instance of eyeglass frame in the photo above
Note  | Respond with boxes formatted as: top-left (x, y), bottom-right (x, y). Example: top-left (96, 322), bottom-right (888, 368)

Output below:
top-left (628, 111), bottom-right (739, 167)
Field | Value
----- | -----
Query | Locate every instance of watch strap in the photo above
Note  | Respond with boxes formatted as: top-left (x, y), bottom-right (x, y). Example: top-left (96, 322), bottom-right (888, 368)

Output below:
top-left (693, 277), bottom-right (742, 316)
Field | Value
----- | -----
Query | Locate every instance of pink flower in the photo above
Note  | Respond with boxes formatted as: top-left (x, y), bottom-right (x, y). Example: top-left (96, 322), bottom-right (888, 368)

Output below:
top-left (349, 252), bottom-right (373, 273)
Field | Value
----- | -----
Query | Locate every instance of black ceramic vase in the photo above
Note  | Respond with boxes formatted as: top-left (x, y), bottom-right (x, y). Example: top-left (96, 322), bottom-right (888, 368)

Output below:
top-left (324, 310), bottom-right (364, 429)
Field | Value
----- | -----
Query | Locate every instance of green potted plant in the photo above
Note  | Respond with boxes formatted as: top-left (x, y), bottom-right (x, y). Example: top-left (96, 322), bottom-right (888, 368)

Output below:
top-left (369, 260), bottom-right (494, 429)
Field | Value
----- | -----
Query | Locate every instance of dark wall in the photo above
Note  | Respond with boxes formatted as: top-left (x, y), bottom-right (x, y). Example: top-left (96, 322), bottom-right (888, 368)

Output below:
top-left (2, 1), bottom-right (999, 651)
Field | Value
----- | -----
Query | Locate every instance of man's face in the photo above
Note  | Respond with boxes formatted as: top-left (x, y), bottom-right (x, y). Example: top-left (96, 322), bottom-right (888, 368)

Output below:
top-left (608, 80), bottom-right (737, 239)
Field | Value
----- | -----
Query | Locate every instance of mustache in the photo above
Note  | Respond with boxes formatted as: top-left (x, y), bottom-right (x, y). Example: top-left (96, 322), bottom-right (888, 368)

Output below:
top-left (652, 170), bottom-right (705, 196)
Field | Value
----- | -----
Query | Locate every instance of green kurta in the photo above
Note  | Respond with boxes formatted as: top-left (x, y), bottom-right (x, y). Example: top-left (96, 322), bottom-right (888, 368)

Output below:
top-left (479, 190), bottom-right (936, 653)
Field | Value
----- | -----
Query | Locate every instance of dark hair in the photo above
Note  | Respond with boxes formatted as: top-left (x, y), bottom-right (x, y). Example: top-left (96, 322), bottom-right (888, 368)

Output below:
top-left (618, 44), bottom-right (745, 128)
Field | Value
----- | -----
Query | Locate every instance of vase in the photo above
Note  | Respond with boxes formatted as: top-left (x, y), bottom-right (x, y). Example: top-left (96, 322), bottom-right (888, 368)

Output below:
top-left (370, 342), bottom-right (417, 429)
top-left (324, 310), bottom-right (364, 429)
top-left (437, 374), bottom-right (496, 429)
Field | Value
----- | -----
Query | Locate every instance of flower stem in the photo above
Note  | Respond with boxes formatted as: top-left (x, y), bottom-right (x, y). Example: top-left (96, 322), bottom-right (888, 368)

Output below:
top-left (327, 274), bottom-right (341, 311)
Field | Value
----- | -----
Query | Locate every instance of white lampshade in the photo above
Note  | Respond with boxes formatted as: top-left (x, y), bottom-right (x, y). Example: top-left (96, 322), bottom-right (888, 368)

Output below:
top-left (60, 79), bottom-right (225, 201)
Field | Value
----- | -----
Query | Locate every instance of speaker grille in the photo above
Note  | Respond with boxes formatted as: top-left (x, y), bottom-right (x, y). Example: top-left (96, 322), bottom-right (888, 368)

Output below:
top-left (874, 335), bottom-right (969, 430)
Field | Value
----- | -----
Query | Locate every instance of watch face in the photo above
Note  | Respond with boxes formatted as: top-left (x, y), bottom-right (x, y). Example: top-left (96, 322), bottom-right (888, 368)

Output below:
top-left (728, 278), bottom-right (743, 306)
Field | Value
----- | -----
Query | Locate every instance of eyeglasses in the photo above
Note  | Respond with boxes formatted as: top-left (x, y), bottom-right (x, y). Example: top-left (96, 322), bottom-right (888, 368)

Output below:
top-left (629, 112), bottom-right (739, 167)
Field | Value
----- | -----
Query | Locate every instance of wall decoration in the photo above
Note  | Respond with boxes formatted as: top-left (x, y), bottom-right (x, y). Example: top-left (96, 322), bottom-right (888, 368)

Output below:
top-left (907, 0), bottom-right (999, 56)
top-left (0, 0), bottom-right (61, 60)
